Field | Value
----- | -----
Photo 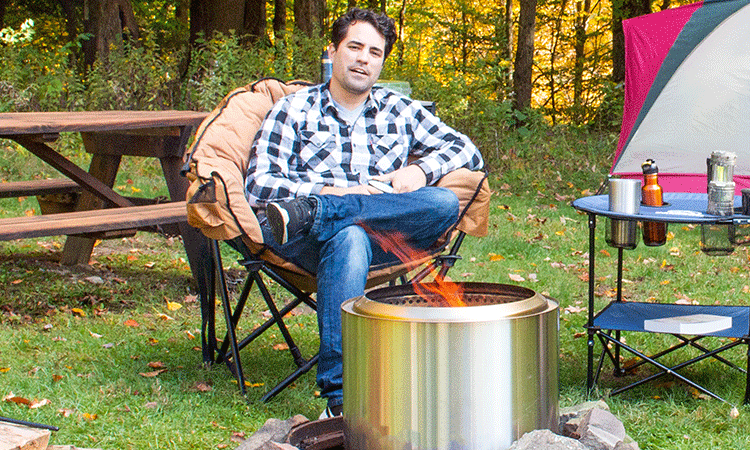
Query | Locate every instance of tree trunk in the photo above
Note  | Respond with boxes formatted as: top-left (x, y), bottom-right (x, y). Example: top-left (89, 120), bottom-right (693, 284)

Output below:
top-left (190, 0), bottom-right (267, 46)
top-left (82, 0), bottom-right (140, 68)
top-left (547, 0), bottom-right (569, 125)
top-left (58, 0), bottom-right (79, 42)
top-left (0, 0), bottom-right (7, 30)
top-left (612, 0), bottom-right (651, 83)
top-left (273, 0), bottom-right (286, 39)
top-left (294, 0), bottom-right (325, 37)
top-left (397, 0), bottom-right (407, 65)
top-left (513, 0), bottom-right (538, 112)
top-left (573, 0), bottom-right (591, 122)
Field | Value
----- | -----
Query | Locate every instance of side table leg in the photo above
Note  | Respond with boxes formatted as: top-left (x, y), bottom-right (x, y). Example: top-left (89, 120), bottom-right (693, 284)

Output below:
top-left (587, 213), bottom-right (596, 394)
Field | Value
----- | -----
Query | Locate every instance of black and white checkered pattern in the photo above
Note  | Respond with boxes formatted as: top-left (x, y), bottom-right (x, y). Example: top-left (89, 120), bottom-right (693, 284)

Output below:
top-left (245, 84), bottom-right (484, 207)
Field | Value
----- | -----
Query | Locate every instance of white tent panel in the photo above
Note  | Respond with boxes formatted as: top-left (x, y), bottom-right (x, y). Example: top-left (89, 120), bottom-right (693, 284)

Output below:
top-left (612, 5), bottom-right (750, 179)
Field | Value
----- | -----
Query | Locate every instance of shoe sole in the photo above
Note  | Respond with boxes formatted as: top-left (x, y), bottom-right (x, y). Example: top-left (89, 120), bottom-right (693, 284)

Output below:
top-left (266, 203), bottom-right (290, 245)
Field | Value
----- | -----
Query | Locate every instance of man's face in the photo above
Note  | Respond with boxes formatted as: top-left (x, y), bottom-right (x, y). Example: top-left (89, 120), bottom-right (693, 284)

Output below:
top-left (328, 21), bottom-right (386, 98)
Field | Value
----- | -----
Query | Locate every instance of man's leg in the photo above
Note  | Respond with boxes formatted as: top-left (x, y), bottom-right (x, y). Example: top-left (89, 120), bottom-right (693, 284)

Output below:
top-left (315, 225), bottom-right (372, 411)
top-left (312, 186), bottom-right (460, 247)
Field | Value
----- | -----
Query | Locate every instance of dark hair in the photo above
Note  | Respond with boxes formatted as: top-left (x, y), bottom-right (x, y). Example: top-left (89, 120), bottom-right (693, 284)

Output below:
top-left (330, 8), bottom-right (397, 59)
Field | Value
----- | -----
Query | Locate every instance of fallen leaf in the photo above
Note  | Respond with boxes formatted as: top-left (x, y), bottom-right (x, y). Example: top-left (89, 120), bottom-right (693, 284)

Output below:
top-left (58, 408), bottom-right (75, 417)
top-left (89, 331), bottom-right (103, 339)
top-left (509, 273), bottom-right (525, 282)
top-left (144, 261), bottom-right (156, 269)
top-left (83, 412), bottom-right (98, 420)
top-left (124, 319), bottom-right (139, 327)
top-left (52, 374), bottom-right (64, 382)
top-left (71, 308), bottom-right (86, 317)
top-left (731, 407), bottom-right (740, 419)
top-left (273, 343), bottom-right (289, 351)
top-left (11, 279), bottom-right (22, 285)
top-left (139, 369), bottom-right (167, 378)
top-left (0, 367), bottom-right (10, 373)
top-left (195, 382), bottom-right (212, 392)
top-left (488, 253), bottom-right (505, 262)
top-left (4, 395), bottom-right (31, 406)
top-left (147, 361), bottom-right (166, 369)
top-left (30, 398), bottom-right (51, 409)
top-left (166, 301), bottom-right (182, 311)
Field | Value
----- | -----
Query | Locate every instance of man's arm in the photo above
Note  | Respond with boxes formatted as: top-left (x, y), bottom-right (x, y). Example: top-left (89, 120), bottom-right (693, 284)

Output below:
top-left (245, 99), bottom-right (326, 207)
top-left (401, 102), bottom-right (484, 186)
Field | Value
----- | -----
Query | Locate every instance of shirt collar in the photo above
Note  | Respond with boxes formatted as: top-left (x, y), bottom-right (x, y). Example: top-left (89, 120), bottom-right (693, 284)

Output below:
top-left (319, 82), bottom-right (385, 117)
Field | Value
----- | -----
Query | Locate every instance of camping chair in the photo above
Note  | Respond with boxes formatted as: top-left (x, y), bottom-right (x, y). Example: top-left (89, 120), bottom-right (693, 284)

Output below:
top-left (183, 78), bottom-right (491, 402)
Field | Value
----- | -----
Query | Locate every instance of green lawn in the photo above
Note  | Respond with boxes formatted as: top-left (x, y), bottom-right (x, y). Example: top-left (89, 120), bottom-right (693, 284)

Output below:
top-left (3, 130), bottom-right (750, 449)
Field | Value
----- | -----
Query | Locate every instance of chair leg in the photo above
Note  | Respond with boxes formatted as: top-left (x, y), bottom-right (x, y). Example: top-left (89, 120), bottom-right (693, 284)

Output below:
top-left (211, 239), bottom-right (249, 397)
top-left (213, 244), bottom-right (319, 401)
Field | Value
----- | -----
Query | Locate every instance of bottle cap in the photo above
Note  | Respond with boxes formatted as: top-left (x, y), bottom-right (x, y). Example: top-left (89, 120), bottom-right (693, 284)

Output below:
top-left (641, 159), bottom-right (658, 175)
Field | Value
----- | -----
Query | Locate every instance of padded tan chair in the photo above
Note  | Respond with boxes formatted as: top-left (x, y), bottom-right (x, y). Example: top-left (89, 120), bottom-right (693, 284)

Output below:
top-left (183, 78), bottom-right (491, 401)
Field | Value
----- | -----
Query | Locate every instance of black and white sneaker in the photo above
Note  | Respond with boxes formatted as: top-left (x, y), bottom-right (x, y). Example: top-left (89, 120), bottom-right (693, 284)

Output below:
top-left (265, 197), bottom-right (316, 245)
top-left (318, 404), bottom-right (343, 420)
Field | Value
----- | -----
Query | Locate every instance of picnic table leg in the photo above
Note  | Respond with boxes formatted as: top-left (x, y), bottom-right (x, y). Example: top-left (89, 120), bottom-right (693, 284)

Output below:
top-left (160, 153), bottom-right (216, 364)
top-left (60, 153), bottom-right (122, 265)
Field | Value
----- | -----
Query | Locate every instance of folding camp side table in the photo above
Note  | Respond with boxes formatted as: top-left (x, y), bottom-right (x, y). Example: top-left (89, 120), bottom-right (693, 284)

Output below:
top-left (572, 192), bottom-right (750, 404)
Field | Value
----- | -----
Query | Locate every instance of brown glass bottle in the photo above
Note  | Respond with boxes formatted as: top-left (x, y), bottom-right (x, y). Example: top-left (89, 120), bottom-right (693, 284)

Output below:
top-left (642, 159), bottom-right (667, 246)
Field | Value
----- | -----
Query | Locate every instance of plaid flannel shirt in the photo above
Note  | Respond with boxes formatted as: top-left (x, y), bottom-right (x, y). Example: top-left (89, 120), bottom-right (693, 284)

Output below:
top-left (245, 83), bottom-right (483, 207)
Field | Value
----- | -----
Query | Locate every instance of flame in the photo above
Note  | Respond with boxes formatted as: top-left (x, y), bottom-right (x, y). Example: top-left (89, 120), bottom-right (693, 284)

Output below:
top-left (361, 224), bottom-right (466, 307)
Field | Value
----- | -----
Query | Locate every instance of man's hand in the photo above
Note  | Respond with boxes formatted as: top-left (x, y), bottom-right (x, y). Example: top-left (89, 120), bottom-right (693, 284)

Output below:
top-left (320, 184), bottom-right (379, 196)
top-left (374, 165), bottom-right (427, 193)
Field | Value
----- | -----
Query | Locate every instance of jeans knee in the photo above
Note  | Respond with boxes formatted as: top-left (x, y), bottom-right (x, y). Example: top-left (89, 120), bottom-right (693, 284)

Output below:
top-left (319, 226), bottom-right (372, 279)
top-left (428, 187), bottom-right (460, 219)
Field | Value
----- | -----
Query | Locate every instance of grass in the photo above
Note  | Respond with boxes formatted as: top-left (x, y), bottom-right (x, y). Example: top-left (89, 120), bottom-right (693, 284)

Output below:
top-left (3, 128), bottom-right (750, 449)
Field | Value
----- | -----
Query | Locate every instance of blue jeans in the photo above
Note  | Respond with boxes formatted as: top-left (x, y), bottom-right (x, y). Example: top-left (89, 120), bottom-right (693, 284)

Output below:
top-left (261, 186), bottom-right (459, 408)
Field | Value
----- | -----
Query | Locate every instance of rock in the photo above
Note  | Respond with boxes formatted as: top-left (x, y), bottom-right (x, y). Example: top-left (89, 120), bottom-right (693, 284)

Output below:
top-left (235, 416), bottom-right (309, 450)
top-left (559, 400), bottom-right (610, 433)
top-left (577, 408), bottom-right (627, 450)
top-left (508, 429), bottom-right (589, 450)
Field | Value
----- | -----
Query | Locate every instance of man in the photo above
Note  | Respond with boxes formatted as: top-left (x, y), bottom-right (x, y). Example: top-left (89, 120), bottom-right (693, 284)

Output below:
top-left (245, 8), bottom-right (483, 418)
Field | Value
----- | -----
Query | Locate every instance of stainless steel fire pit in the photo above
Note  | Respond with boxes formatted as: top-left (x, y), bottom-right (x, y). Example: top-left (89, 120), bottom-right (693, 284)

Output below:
top-left (341, 282), bottom-right (558, 450)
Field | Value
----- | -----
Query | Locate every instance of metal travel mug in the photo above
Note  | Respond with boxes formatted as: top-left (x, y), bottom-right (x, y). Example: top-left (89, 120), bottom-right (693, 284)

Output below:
top-left (606, 179), bottom-right (641, 249)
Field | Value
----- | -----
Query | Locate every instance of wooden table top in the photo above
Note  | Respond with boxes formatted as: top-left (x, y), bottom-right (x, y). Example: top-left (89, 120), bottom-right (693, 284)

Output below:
top-left (0, 110), bottom-right (209, 136)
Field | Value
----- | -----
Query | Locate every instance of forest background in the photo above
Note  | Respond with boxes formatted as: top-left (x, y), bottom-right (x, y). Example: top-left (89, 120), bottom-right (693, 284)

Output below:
top-left (1, 0), bottom-right (687, 166)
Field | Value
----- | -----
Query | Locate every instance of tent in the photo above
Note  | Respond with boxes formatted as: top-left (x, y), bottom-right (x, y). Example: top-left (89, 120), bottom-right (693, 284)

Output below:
top-left (611, 0), bottom-right (750, 194)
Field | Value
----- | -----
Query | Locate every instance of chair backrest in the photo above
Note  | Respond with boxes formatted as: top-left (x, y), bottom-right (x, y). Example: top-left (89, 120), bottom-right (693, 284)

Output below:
top-left (185, 78), bottom-right (311, 243)
top-left (184, 78), bottom-right (491, 290)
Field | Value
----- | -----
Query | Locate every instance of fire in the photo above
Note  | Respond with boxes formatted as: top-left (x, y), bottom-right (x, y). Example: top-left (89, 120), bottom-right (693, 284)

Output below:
top-left (361, 225), bottom-right (466, 307)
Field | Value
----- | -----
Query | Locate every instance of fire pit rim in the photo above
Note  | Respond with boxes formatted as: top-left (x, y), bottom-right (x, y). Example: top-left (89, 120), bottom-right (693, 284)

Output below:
top-left (346, 282), bottom-right (556, 323)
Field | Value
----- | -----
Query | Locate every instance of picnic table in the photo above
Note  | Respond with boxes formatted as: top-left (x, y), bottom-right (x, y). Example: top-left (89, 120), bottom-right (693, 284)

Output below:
top-left (0, 110), bottom-right (215, 362)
